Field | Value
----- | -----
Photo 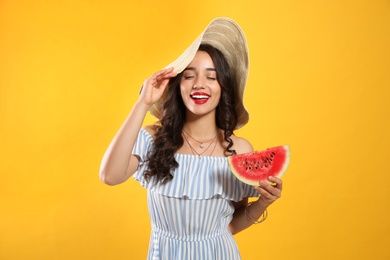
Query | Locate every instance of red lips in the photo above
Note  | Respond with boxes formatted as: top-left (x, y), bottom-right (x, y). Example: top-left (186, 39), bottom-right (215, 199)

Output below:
top-left (190, 92), bottom-right (210, 104)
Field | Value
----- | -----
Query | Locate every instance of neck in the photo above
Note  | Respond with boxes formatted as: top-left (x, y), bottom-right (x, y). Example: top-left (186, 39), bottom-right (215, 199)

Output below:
top-left (183, 115), bottom-right (218, 140)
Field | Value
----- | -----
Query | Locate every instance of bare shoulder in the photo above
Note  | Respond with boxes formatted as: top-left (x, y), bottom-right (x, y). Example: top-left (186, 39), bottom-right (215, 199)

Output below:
top-left (143, 124), bottom-right (157, 138)
top-left (230, 134), bottom-right (254, 154)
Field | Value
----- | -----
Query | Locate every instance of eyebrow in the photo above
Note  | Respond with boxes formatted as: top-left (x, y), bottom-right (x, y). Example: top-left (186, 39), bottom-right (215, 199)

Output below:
top-left (184, 67), bottom-right (216, 71)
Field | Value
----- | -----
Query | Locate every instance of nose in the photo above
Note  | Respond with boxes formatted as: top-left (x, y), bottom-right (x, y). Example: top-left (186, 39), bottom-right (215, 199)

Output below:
top-left (192, 79), bottom-right (205, 90)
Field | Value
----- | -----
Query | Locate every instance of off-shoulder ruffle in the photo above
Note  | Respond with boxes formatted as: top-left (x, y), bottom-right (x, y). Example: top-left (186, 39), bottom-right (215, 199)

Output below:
top-left (132, 128), bottom-right (259, 202)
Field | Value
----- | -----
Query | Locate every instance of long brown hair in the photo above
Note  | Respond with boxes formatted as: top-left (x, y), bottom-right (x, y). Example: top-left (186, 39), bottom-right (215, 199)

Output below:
top-left (144, 44), bottom-right (238, 184)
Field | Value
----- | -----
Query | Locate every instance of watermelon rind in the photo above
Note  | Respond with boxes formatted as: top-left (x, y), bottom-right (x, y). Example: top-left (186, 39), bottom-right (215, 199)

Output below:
top-left (227, 145), bottom-right (290, 186)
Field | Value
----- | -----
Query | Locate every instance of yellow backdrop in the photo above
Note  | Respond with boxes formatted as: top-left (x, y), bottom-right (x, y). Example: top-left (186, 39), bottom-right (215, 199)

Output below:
top-left (1, 0), bottom-right (389, 259)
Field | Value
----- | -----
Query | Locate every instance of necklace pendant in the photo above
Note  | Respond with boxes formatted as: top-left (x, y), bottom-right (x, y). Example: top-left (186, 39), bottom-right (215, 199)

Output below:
top-left (198, 155), bottom-right (201, 159)
top-left (199, 143), bottom-right (204, 148)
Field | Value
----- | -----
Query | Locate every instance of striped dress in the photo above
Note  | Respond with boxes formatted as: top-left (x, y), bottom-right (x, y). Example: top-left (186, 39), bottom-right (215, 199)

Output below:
top-left (133, 129), bottom-right (259, 260)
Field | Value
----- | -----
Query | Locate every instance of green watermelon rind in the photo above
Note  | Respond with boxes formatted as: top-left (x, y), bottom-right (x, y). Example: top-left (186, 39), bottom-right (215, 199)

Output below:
top-left (227, 145), bottom-right (290, 186)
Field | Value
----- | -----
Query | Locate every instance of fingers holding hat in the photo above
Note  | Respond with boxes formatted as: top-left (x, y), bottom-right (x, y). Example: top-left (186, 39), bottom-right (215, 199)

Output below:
top-left (149, 67), bottom-right (177, 89)
top-left (139, 67), bottom-right (177, 106)
top-left (156, 67), bottom-right (177, 88)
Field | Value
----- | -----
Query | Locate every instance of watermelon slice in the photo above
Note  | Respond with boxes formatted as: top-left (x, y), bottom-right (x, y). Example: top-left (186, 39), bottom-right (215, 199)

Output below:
top-left (227, 146), bottom-right (290, 186)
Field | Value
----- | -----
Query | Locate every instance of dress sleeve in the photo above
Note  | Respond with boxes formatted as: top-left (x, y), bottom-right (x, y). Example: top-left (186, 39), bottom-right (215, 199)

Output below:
top-left (132, 128), bottom-right (154, 187)
top-left (237, 182), bottom-right (260, 199)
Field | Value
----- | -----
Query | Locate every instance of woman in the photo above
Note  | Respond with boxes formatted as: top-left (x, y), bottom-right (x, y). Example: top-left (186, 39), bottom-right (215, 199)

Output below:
top-left (100, 18), bottom-right (282, 259)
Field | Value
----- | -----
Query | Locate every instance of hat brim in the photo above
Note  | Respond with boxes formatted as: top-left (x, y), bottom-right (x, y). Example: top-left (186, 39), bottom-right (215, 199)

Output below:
top-left (149, 17), bottom-right (249, 129)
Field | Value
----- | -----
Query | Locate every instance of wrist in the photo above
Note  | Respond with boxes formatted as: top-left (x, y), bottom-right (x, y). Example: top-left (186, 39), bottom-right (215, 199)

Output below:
top-left (253, 197), bottom-right (270, 210)
top-left (245, 201), bottom-right (268, 225)
top-left (134, 100), bottom-right (152, 112)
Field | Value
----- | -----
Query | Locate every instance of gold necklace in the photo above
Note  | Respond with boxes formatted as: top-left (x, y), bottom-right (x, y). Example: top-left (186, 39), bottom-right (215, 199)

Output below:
top-left (183, 132), bottom-right (218, 159)
top-left (182, 128), bottom-right (217, 148)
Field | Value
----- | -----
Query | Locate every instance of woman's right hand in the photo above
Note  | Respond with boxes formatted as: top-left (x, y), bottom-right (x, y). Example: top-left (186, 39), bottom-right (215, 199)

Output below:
top-left (139, 67), bottom-right (177, 106)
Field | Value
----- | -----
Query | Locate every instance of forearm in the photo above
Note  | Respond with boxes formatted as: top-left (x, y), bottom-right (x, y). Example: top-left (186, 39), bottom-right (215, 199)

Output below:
top-left (228, 200), bottom-right (268, 235)
top-left (99, 101), bottom-right (150, 185)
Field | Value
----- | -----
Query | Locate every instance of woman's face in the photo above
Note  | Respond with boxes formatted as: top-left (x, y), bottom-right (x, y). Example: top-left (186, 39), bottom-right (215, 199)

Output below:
top-left (180, 50), bottom-right (221, 118)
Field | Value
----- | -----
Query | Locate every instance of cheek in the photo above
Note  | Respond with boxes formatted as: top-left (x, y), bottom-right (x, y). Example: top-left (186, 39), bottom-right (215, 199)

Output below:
top-left (179, 84), bottom-right (186, 96)
top-left (179, 83), bottom-right (191, 101)
top-left (214, 86), bottom-right (222, 101)
top-left (180, 80), bottom-right (191, 91)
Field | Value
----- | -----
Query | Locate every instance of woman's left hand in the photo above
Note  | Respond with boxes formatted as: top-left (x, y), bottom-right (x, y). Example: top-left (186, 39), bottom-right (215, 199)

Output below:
top-left (253, 176), bottom-right (283, 208)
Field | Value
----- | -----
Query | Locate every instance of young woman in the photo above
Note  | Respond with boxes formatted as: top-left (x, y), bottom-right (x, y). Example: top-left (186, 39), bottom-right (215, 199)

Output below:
top-left (100, 18), bottom-right (283, 259)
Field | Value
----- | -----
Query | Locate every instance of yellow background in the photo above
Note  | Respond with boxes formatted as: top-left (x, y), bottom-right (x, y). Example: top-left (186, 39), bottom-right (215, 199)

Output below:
top-left (1, 0), bottom-right (389, 259)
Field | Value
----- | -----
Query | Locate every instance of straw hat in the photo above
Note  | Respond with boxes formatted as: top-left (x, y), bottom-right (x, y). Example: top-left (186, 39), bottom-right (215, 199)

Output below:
top-left (149, 17), bottom-right (249, 129)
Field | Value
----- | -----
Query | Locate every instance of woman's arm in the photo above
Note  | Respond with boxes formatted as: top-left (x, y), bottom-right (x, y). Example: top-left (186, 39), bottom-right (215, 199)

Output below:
top-left (99, 68), bottom-right (177, 185)
top-left (99, 101), bottom-right (149, 185)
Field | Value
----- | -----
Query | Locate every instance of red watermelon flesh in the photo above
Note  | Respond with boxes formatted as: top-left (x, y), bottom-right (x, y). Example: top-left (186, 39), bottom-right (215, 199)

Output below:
top-left (227, 146), bottom-right (290, 186)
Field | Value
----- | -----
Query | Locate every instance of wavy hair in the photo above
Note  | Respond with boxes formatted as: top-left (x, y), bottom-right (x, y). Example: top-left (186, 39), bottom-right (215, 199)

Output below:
top-left (144, 44), bottom-right (239, 184)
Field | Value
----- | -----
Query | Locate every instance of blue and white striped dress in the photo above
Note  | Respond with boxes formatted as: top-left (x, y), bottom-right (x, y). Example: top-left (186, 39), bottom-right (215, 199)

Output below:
top-left (133, 128), bottom-right (259, 260)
